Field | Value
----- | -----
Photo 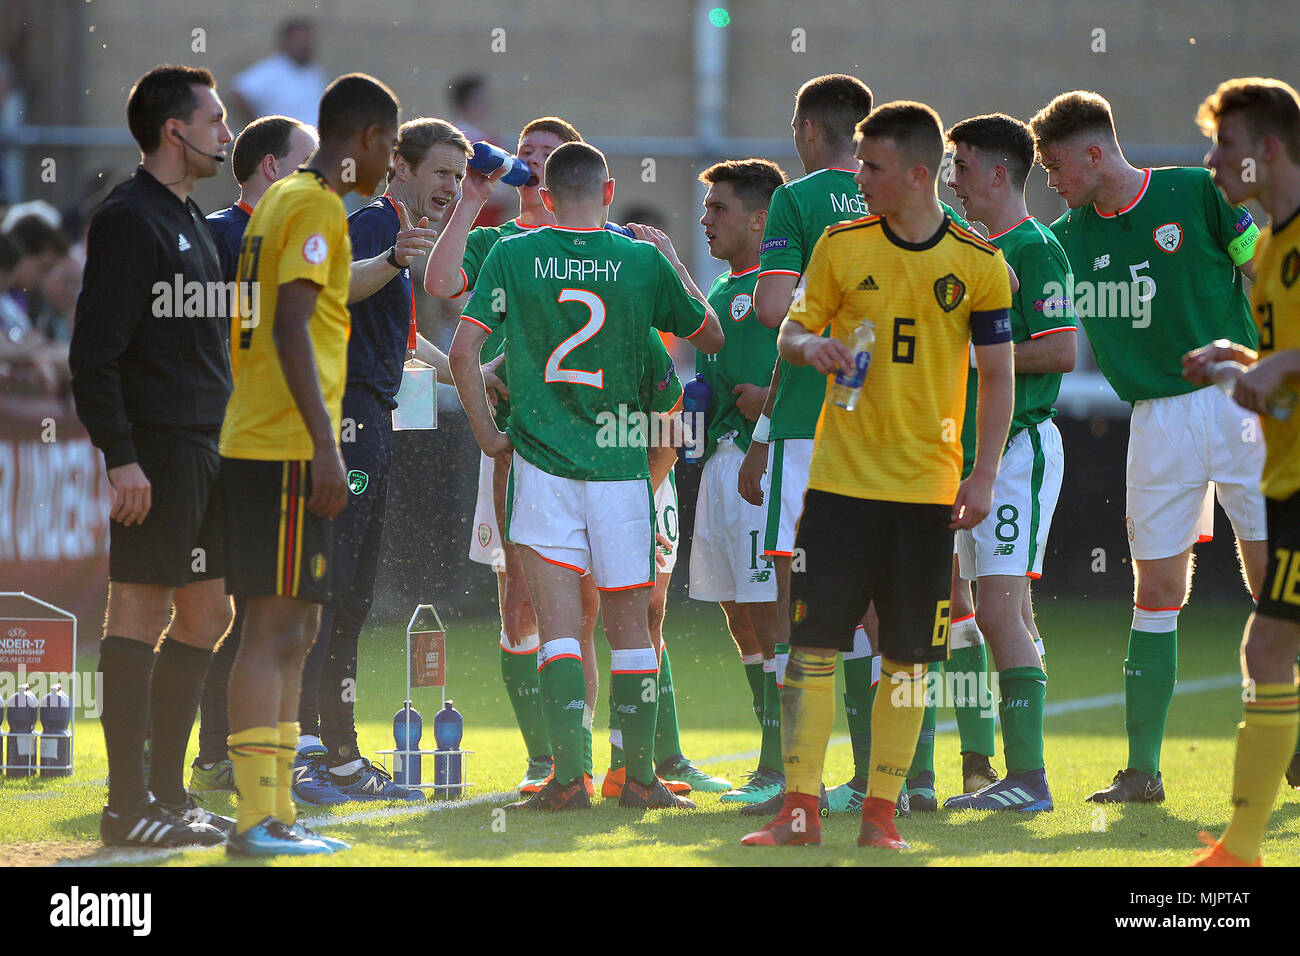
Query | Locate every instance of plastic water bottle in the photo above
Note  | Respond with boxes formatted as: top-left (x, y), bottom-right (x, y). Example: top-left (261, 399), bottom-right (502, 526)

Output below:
top-left (467, 142), bottom-right (530, 187)
top-left (392, 700), bottom-right (422, 786)
top-left (679, 372), bottom-right (713, 464)
top-left (830, 320), bottom-right (876, 411)
top-left (1210, 360), bottom-right (1296, 420)
top-left (38, 684), bottom-right (72, 778)
top-left (5, 685), bottom-right (38, 777)
top-left (605, 222), bottom-right (636, 238)
top-left (433, 700), bottom-right (464, 798)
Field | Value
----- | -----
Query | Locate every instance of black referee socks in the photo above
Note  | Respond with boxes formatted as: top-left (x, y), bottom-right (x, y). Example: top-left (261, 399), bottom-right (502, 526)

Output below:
top-left (148, 637), bottom-right (212, 805)
top-left (98, 635), bottom-right (156, 813)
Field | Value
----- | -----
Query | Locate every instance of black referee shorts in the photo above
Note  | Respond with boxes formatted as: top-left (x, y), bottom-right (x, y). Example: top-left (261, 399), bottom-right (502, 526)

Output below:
top-left (1258, 492), bottom-right (1300, 624)
top-left (220, 457), bottom-right (334, 604)
top-left (789, 489), bottom-right (953, 664)
top-left (108, 426), bottom-right (224, 588)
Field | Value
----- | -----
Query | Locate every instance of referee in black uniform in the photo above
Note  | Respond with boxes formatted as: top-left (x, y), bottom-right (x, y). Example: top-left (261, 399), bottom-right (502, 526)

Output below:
top-left (69, 65), bottom-right (236, 847)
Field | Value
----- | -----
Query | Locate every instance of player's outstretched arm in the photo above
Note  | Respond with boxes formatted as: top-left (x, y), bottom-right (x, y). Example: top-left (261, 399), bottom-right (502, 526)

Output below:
top-left (349, 200), bottom-right (436, 303)
top-left (419, 334), bottom-right (508, 407)
top-left (630, 222), bottom-right (724, 352)
top-left (450, 320), bottom-right (511, 458)
top-left (273, 278), bottom-right (348, 519)
top-left (953, 339), bottom-right (1014, 530)
top-left (424, 169), bottom-right (503, 297)
top-left (1013, 329), bottom-right (1077, 374)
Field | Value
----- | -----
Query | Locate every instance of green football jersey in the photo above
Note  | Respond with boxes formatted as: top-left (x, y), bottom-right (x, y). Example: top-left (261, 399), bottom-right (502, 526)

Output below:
top-left (462, 226), bottom-right (706, 481)
top-left (760, 168), bottom-right (865, 441)
top-left (459, 218), bottom-right (537, 362)
top-left (1049, 166), bottom-right (1258, 403)
top-left (961, 217), bottom-right (1077, 476)
top-left (762, 171), bottom-right (969, 439)
top-left (489, 327), bottom-right (681, 430)
top-left (700, 264), bottom-right (776, 459)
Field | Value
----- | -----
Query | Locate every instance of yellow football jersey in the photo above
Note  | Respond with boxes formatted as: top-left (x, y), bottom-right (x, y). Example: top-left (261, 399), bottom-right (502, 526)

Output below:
top-left (792, 213), bottom-right (1011, 505)
top-left (220, 169), bottom-right (351, 460)
top-left (1250, 209), bottom-right (1300, 500)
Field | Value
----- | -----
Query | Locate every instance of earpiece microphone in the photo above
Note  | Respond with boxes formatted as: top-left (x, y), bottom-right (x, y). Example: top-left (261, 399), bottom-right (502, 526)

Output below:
top-left (175, 130), bottom-right (225, 163)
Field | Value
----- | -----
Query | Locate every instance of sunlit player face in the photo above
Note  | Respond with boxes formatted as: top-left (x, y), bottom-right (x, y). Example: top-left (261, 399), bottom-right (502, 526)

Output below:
top-left (171, 85), bottom-right (232, 179)
top-left (854, 135), bottom-right (911, 217)
top-left (516, 130), bottom-right (567, 206)
top-left (1037, 138), bottom-right (1100, 209)
top-left (1204, 112), bottom-right (1261, 207)
top-left (400, 142), bottom-right (468, 224)
top-left (700, 181), bottom-right (759, 263)
top-left (946, 142), bottom-right (993, 223)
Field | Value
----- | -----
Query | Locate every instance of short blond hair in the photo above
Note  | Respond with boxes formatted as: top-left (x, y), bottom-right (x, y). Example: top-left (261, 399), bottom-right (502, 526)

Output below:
top-left (1197, 77), bottom-right (1300, 163)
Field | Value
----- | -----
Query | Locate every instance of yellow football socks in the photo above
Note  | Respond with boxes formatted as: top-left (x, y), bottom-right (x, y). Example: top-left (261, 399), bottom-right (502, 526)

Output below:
top-left (781, 650), bottom-right (837, 795)
top-left (866, 658), bottom-right (929, 806)
top-left (277, 722), bottom-right (300, 826)
top-left (228, 726), bottom-right (280, 834)
top-left (1221, 682), bottom-right (1299, 863)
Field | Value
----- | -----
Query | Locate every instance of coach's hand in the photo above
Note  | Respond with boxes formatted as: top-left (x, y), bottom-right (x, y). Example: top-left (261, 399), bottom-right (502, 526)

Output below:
top-left (950, 471), bottom-right (994, 530)
top-left (733, 383), bottom-right (768, 422)
top-left (310, 444), bottom-right (349, 519)
top-left (738, 439), bottom-right (768, 507)
top-left (108, 462), bottom-right (152, 526)
top-left (393, 201), bottom-right (438, 268)
top-left (803, 336), bottom-right (856, 377)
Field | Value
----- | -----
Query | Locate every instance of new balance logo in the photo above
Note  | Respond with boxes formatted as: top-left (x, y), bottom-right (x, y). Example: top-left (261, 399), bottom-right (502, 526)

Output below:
top-left (563, 699), bottom-right (585, 711)
top-left (994, 543), bottom-right (1015, 556)
top-left (362, 774), bottom-right (386, 794)
top-left (857, 275), bottom-right (879, 290)
top-left (177, 233), bottom-right (192, 252)
top-left (1092, 253), bottom-right (1110, 270)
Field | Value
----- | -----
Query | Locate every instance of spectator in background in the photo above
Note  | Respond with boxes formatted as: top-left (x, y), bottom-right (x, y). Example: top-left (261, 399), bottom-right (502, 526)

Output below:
top-left (230, 19), bottom-right (327, 126)
top-left (0, 232), bottom-right (64, 392)
top-left (447, 74), bottom-right (509, 227)
top-left (35, 250), bottom-right (83, 344)
top-left (2, 213), bottom-right (68, 342)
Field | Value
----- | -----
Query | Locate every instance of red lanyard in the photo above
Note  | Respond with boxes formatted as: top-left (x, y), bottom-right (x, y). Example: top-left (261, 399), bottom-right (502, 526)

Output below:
top-left (383, 193), bottom-right (418, 353)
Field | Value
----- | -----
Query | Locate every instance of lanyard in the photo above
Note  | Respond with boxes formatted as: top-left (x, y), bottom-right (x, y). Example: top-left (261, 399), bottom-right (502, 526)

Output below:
top-left (383, 193), bottom-right (418, 353)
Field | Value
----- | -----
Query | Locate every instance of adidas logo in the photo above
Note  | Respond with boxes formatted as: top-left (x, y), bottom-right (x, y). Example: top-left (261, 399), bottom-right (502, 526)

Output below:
top-left (857, 275), bottom-right (879, 290)
top-left (177, 233), bottom-right (191, 252)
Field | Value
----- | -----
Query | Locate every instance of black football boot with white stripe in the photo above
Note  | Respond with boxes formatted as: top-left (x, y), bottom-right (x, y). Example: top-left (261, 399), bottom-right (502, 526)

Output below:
top-left (100, 796), bottom-right (226, 847)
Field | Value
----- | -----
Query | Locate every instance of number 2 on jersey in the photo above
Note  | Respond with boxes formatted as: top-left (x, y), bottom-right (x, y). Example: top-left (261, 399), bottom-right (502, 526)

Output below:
top-left (545, 288), bottom-right (605, 388)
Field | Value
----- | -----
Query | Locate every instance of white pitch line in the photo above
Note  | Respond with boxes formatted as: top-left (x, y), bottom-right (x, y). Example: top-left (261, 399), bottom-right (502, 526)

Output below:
top-left (693, 672), bottom-right (1241, 767)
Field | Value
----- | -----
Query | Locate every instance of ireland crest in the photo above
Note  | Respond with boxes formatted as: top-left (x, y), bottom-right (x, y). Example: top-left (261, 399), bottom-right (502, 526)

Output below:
top-left (347, 469), bottom-right (369, 495)
top-left (1153, 222), bottom-right (1183, 253)
top-left (730, 293), bottom-right (753, 321)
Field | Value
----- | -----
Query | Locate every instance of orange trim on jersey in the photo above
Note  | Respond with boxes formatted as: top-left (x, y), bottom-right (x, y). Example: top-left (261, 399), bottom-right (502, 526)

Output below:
top-left (828, 214), bottom-right (880, 234)
top-left (512, 218), bottom-right (542, 229)
top-left (730, 264), bottom-right (760, 278)
top-left (951, 612), bottom-right (976, 624)
top-left (1028, 572), bottom-right (1042, 580)
top-left (1198, 533), bottom-right (1213, 543)
top-left (539, 554), bottom-right (588, 575)
top-left (549, 225), bottom-right (607, 232)
top-left (828, 167), bottom-right (861, 173)
top-left (1029, 326), bottom-right (1076, 339)
top-left (453, 267), bottom-right (469, 298)
top-left (986, 216), bottom-right (1033, 241)
top-left (1135, 603), bottom-right (1182, 612)
top-left (597, 580), bottom-right (655, 592)
top-left (763, 550), bottom-right (794, 557)
top-left (237, 199), bottom-right (255, 216)
top-left (460, 314), bottom-right (494, 334)
top-left (539, 653), bottom-right (584, 669)
top-left (684, 315), bottom-right (711, 339)
top-left (501, 644), bottom-right (539, 656)
top-left (611, 668), bottom-right (659, 675)
top-left (1094, 168), bottom-right (1151, 218)
top-left (666, 394), bottom-right (683, 414)
top-left (947, 219), bottom-right (999, 252)
top-left (757, 269), bottom-right (801, 279)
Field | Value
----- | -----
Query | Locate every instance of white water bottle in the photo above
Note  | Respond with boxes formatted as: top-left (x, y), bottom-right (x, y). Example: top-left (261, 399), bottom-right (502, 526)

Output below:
top-left (829, 320), bottom-right (875, 412)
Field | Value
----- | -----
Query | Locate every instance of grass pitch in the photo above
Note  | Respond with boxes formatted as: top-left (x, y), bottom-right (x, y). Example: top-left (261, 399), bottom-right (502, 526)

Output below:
top-left (2, 596), bottom-right (1297, 867)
